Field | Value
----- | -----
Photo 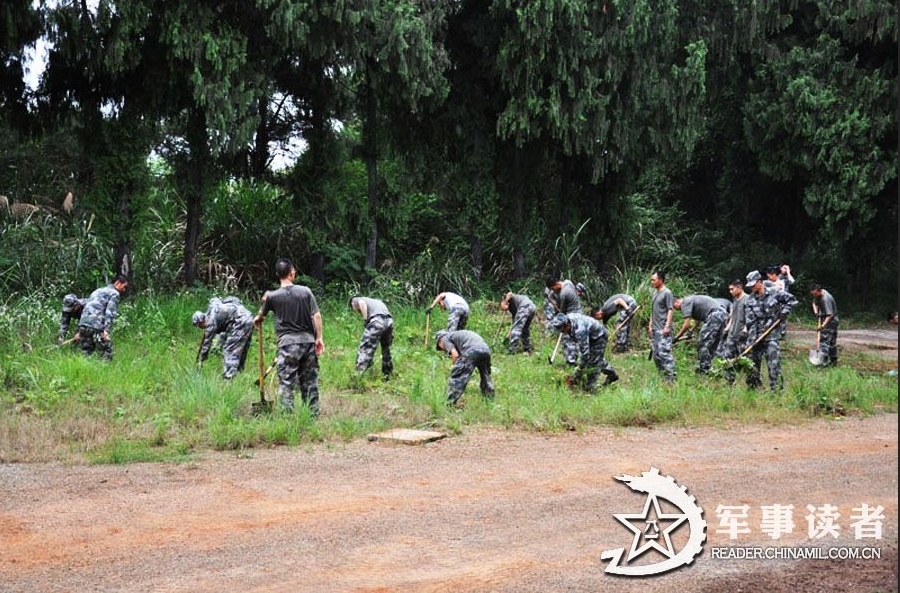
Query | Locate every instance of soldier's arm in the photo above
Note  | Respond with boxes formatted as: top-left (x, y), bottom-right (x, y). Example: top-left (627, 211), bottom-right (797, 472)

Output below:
top-left (313, 311), bottom-right (324, 355)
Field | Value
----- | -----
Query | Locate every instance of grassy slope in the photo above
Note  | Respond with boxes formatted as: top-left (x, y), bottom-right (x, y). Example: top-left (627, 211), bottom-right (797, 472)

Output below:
top-left (0, 294), bottom-right (896, 463)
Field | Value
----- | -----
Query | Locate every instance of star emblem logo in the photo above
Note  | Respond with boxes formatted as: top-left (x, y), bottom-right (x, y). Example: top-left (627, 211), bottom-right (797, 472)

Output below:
top-left (613, 493), bottom-right (688, 562)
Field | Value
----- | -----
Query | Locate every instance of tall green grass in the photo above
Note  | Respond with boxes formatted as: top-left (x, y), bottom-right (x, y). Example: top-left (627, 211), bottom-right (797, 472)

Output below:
top-left (0, 292), bottom-right (896, 464)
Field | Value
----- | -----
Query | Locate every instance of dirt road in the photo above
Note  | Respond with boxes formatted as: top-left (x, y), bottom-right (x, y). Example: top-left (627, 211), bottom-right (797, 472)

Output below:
top-left (2, 413), bottom-right (897, 592)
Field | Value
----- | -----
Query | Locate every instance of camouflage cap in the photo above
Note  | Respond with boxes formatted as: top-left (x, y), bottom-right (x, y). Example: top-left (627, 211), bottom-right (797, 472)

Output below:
top-left (62, 294), bottom-right (79, 313)
top-left (434, 330), bottom-right (448, 350)
top-left (191, 311), bottom-right (206, 326)
top-left (745, 270), bottom-right (762, 289)
top-left (548, 312), bottom-right (570, 333)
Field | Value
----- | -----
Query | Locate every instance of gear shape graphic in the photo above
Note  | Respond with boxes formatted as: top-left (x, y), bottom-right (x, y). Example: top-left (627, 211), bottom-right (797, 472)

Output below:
top-left (601, 467), bottom-right (707, 576)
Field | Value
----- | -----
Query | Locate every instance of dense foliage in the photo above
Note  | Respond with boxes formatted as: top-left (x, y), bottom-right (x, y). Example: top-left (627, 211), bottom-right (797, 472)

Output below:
top-left (0, 0), bottom-right (896, 314)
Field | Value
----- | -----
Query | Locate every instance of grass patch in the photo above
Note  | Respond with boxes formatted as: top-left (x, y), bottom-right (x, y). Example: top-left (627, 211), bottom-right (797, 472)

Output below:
top-left (0, 295), bottom-right (896, 463)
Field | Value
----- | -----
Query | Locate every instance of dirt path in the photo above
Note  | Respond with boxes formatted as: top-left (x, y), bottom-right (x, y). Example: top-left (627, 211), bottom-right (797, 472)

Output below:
top-left (2, 413), bottom-right (897, 592)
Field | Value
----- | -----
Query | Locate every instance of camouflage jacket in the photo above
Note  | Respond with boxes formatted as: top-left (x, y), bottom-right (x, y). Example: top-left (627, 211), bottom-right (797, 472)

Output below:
top-left (568, 313), bottom-right (608, 365)
top-left (78, 285), bottom-right (121, 332)
top-left (200, 297), bottom-right (253, 359)
top-left (744, 289), bottom-right (798, 343)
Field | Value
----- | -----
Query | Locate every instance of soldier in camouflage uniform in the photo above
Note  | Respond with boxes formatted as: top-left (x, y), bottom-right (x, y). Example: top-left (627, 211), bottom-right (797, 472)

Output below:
top-left (254, 259), bottom-right (324, 416)
top-left (350, 296), bottom-right (394, 378)
top-left (744, 270), bottom-right (798, 391)
top-left (673, 295), bottom-right (728, 375)
top-left (58, 293), bottom-right (86, 343)
top-left (76, 275), bottom-right (128, 361)
top-left (545, 277), bottom-right (583, 365)
top-left (500, 292), bottom-right (536, 354)
top-left (550, 312), bottom-right (618, 392)
top-left (435, 329), bottom-right (494, 406)
top-left (427, 292), bottom-right (470, 331)
top-left (810, 284), bottom-right (839, 367)
top-left (192, 296), bottom-right (254, 380)
top-left (648, 271), bottom-right (676, 382)
top-left (715, 279), bottom-right (749, 385)
top-left (592, 293), bottom-right (638, 353)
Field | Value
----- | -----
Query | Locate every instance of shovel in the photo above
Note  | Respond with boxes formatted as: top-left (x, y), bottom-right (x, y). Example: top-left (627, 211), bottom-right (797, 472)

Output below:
top-left (424, 310), bottom-right (431, 349)
top-left (548, 332), bottom-right (563, 365)
top-left (252, 323), bottom-right (274, 415)
top-left (809, 321), bottom-right (827, 366)
top-left (614, 305), bottom-right (641, 334)
top-left (722, 319), bottom-right (781, 368)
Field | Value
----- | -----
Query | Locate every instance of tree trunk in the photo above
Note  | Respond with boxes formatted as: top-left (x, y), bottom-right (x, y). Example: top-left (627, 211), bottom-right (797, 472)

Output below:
top-left (183, 107), bottom-right (209, 287)
top-left (252, 94), bottom-right (269, 179)
top-left (363, 61), bottom-right (379, 279)
top-left (513, 147), bottom-right (526, 279)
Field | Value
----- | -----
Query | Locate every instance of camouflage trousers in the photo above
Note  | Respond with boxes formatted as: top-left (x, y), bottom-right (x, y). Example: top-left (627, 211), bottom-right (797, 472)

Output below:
top-left (747, 338), bottom-right (783, 391)
top-left (222, 317), bottom-right (254, 380)
top-left (447, 306), bottom-right (469, 332)
top-left (508, 305), bottom-right (535, 354)
top-left (651, 330), bottom-right (676, 381)
top-left (562, 333), bottom-right (579, 365)
top-left (77, 326), bottom-right (113, 361)
top-left (696, 309), bottom-right (727, 374)
top-left (817, 319), bottom-right (839, 366)
top-left (356, 315), bottom-right (394, 377)
top-left (447, 350), bottom-right (494, 404)
top-left (573, 335), bottom-right (616, 392)
top-left (276, 342), bottom-right (320, 416)
top-left (612, 312), bottom-right (633, 352)
top-left (715, 335), bottom-right (747, 384)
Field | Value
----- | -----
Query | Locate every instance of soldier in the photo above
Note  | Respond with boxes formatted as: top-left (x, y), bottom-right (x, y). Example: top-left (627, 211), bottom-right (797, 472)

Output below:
top-left (764, 263), bottom-right (795, 293)
top-left (744, 270), bottom-right (798, 390)
top-left (427, 291), bottom-right (470, 331)
top-left (592, 293), bottom-right (638, 352)
top-left (714, 297), bottom-right (733, 316)
top-left (76, 275), bottom-right (128, 361)
top-left (545, 276), bottom-right (583, 365)
top-left (500, 292), bottom-right (536, 354)
top-left (349, 296), bottom-right (394, 379)
top-left (58, 293), bottom-right (86, 343)
top-left (551, 312), bottom-right (618, 392)
top-left (434, 329), bottom-right (494, 406)
top-left (254, 259), bottom-right (324, 416)
top-left (192, 296), bottom-right (254, 380)
top-left (648, 270), bottom-right (676, 382)
top-left (810, 284), bottom-right (839, 367)
top-left (716, 279), bottom-right (750, 385)
top-left (543, 286), bottom-right (560, 325)
top-left (673, 295), bottom-right (728, 375)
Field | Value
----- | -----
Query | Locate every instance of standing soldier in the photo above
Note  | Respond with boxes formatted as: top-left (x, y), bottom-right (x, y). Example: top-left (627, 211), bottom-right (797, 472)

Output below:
top-left (545, 276), bottom-right (583, 365)
top-left (76, 275), bottom-right (128, 361)
top-left (254, 259), bottom-right (325, 416)
top-left (648, 271), bottom-right (676, 383)
top-left (744, 270), bottom-right (798, 390)
top-left (427, 291), bottom-right (470, 331)
top-left (716, 279), bottom-right (750, 385)
top-left (551, 312), bottom-right (618, 392)
top-left (191, 296), bottom-right (255, 380)
top-left (810, 284), bottom-right (839, 367)
top-left (58, 293), bottom-right (86, 343)
top-left (350, 296), bottom-right (394, 379)
top-left (592, 293), bottom-right (638, 352)
top-left (434, 329), bottom-right (494, 406)
top-left (500, 291), bottom-right (536, 355)
top-left (673, 295), bottom-right (728, 375)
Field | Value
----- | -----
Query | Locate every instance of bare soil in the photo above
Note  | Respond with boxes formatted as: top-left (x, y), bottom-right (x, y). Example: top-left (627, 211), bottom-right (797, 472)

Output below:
top-left (1, 332), bottom-right (897, 593)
